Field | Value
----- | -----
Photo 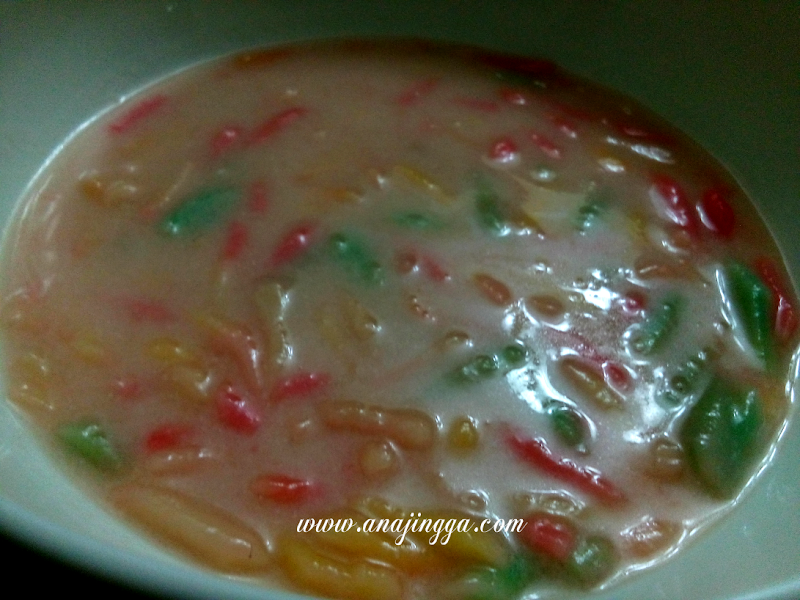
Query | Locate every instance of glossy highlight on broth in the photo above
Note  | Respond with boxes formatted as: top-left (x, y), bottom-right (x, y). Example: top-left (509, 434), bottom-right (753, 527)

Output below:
top-left (1, 40), bottom-right (797, 599)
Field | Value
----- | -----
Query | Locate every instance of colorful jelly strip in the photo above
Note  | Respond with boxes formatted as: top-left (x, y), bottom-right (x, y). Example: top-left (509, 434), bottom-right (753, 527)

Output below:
top-left (159, 188), bottom-right (239, 237)
top-left (725, 261), bottom-right (774, 365)
top-left (450, 343), bottom-right (527, 384)
top-left (58, 420), bottom-right (123, 472)
top-left (504, 428), bottom-right (626, 506)
top-left (328, 232), bottom-right (385, 286)
top-left (629, 294), bottom-right (681, 355)
top-left (680, 377), bottom-right (763, 498)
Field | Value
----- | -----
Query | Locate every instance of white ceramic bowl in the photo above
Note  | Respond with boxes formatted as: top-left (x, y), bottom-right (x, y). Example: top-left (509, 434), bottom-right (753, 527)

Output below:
top-left (1, 2), bottom-right (799, 599)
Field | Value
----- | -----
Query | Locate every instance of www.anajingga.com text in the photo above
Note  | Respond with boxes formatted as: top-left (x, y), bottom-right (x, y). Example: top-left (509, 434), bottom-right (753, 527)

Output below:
top-left (296, 513), bottom-right (526, 546)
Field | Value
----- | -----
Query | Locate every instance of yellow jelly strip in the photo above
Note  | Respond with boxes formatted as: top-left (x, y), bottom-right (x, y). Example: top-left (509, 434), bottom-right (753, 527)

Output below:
top-left (358, 439), bottom-right (400, 479)
top-left (143, 447), bottom-right (218, 475)
top-left (7, 351), bottom-right (54, 412)
top-left (163, 364), bottom-right (214, 403)
top-left (626, 211), bottom-right (648, 242)
top-left (392, 164), bottom-right (454, 204)
top-left (508, 490), bottom-right (586, 519)
top-left (420, 510), bottom-right (512, 567)
top-left (597, 156), bottom-right (626, 174)
top-left (254, 278), bottom-right (293, 367)
top-left (447, 416), bottom-right (480, 453)
top-left (318, 400), bottom-right (438, 450)
top-left (472, 273), bottom-right (513, 307)
top-left (526, 294), bottom-right (565, 320)
top-left (12, 350), bottom-right (50, 383)
top-left (309, 509), bottom-right (435, 574)
top-left (354, 496), bottom-right (408, 521)
top-left (0, 293), bottom-right (41, 333)
top-left (279, 536), bottom-right (403, 600)
top-left (348, 499), bottom-right (511, 569)
top-left (319, 306), bottom-right (348, 352)
top-left (620, 517), bottom-right (681, 559)
top-left (319, 296), bottom-right (380, 352)
top-left (325, 187), bottom-right (363, 204)
top-left (514, 175), bottom-right (586, 237)
top-left (634, 251), bottom-right (701, 281)
top-left (111, 483), bottom-right (270, 573)
top-left (437, 329), bottom-right (472, 351)
top-left (146, 337), bottom-right (199, 366)
top-left (194, 312), bottom-right (264, 394)
top-left (344, 296), bottom-right (381, 341)
top-left (559, 356), bottom-right (624, 409)
top-left (79, 172), bottom-right (141, 206)
top-left (71, 332), bottom-right (107, 365)
top-left (407, 294), bottom-right (434, 321)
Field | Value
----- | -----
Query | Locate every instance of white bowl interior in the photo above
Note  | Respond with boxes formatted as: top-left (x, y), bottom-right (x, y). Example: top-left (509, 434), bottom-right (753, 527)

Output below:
top-left (1, 2), bottom-right (799, 600)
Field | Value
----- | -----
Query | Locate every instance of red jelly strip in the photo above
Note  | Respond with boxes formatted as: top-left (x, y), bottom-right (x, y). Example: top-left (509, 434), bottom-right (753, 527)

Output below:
top-left (209, 125), bottom-right (244, 159)
top-left (499, 88), bottom-right (531, 106)
top-left (620, 289), bottom-right (647, 316)
top-left (119, 297), bottom-right (175, 323)
top-left (504, 428), bottom-right (627, 506)
top-left (271, 371), bottom-right (331, 402)
top-left (247, 180), bottom-right (269, 213)
top-left (111, 376), bottom-right (141, 401)
top-left (452, 97), bottom-right (499, 112)
top-left (650, 174), bottom-right (700, 238)
top-left (248, 106), bottom-right (308, 145)
top-left (602, 361), bottom-right (632, 392)
top-left (216, 384), bottom-right (261, 434)
top-left (615, 121), bottom-right (672, 144)
top-left (544, 329), bottom-right (607, 366)
top-left (203, 320), bottom-right (264, 395)
top-left (698, 186), bottom-right (735, 238)
top-left (24, 279), bottom-right (46, 302)
top-left (544, 99), bottom-right (595, 123)
top-left (754, 256), bottom-right (798, 342)
top-left (396, 77), bottom-right (439, 107)
top-left (251, 474), bottom-right (316, 504)
top-left (222, 220), bottom-right (248, 261)
top-left (108, 94), bottom-right (168, 135)
top-left (530, 132), bottom-right (562, 159)
top-left (421, 254), bottom-right (450, 282)
top-left (145, 424), bottom-right (193, 453)
top-left (519, 512), bottom-right (578, 562)
top-left (549, 115), bottom-right (578, 138)
top-left (270, 221), bottom-right (318, 268)
top-left (488, 137), bottom-right (519, 163)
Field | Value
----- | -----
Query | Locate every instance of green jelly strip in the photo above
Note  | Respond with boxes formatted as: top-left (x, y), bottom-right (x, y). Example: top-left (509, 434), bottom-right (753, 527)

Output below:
top-left (546, 401), bottom-right (587, 450)
top-left (679, 377), bottom-right (763, 498)
top-left (328, 232), bottom-right (385, 286)
top-left (391, 211), bottom-right (444, 230)
top-left (630, 294), bottom-right (681, 355)
top-left (726, 261), bottom-right (774, 365)
top-left (574, 188), bottom-right (610, 234)
top-left (660, 349), bottom-right (711, 407)
top-left (475, 178), bottom-right (509, 236)
top-left (442, 553), bottom-right (539, 600)
top-left (565, 535), bottom-right (618, 588)
top-left (159, 187), bottom-right (239, 237)
top-left (450, 343), bottom-right (527, 384)
top-left (58, 421), bottom-right (123, 473)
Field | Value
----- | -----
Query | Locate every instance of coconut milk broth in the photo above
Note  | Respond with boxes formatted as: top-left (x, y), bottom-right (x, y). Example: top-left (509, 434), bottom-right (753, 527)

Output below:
top-left (0, 41), bottom-right (796, 599)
